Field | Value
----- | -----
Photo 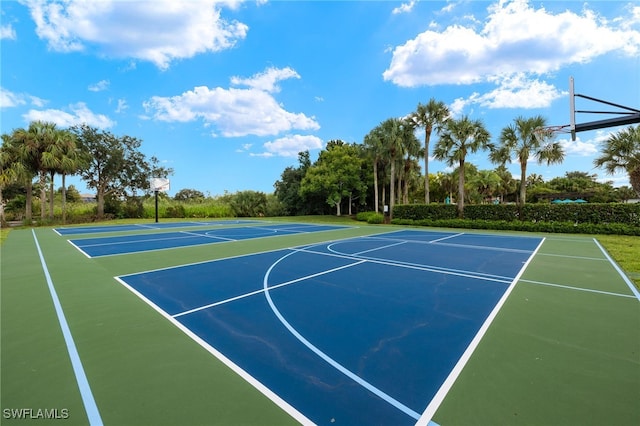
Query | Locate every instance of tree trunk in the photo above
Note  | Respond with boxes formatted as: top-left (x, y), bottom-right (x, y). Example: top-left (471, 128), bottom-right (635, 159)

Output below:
top-left (62, 173), bottom-right (67, 223)
top-left (630, 167), bottom-right (640, 198)
top-left (49, 171), bottom-right (55, 220)
top-left (519, 162), bottom-right (527, 206)
top-left (390, 160), bottom-right (396, 220)
top-left (348, 194), bottom-right (353, 216)
top-left (39, 171), bottom-right (47, 220)
top-left (424, 127), bottom-right (431, 204)
top-left (25, 180), bottom-right (33, 222)
top-left (97, 188), bottom-right (105, 219)
top-left (335, 198), bottom-right (341, 216)
top-left (373, 160), bottom-right (379, 213)
top-left (457, 159), bottom-right (465, 218)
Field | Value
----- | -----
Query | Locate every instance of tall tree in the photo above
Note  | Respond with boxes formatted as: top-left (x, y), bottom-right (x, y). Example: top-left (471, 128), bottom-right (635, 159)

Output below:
top-left (407, 99), bottom-right (450, 204)
top-left (489, 115), bottom-right (564, 205)
top-left (433, 116), bottom-right (491, 217)
top-left (274, 151), bottom-right (316, 215)
top-left (299, 141), bottom-right (365, 216)
top-left (593, 125), bottom-right (640, 197)
top-left (378, 118), bottom-right (417, 219)
top-left (7, 121), bottom-right (64, 221)
top-left (363, 128), bottom-right (385, 213)
top-left (71, 124), bottom-right (172, 219)
top-left (47, 128), bottom-right (84, 222)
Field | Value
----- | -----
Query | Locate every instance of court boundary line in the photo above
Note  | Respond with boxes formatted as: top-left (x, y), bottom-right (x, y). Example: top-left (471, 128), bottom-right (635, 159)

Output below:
top-left (519, 279), bottom-right (637, 299)
top-left (593, 238), bottom-right (640, 300)
top-left (318, 244), bottom-right (514, 283)
top-left (416, 237), bottom-right (547, 426)
top-left (113, 276), bottom-right (312, 425)
top-left (537, 252), bottom-right (609, 261)
top-left (69, 224), bottom-right (354, 258)
top-left (32, 230), bottom-right (103, 426)
top-left (363, 234), bottom-right (534, 254)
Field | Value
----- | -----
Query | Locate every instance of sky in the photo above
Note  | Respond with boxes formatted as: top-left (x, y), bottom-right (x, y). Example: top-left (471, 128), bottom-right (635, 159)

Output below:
top-left (1, 0), bottom-right (639, 197)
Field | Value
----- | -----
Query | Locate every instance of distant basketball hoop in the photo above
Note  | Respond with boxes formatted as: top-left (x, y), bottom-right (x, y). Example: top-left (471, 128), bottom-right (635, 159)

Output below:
top-left (150, 177), bottom-right (170, 223)
top-left (150, 177), bottom-right (170, 192)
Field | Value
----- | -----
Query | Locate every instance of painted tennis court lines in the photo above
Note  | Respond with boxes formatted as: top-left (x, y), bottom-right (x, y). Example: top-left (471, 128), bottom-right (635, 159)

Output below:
top-left (64, 223), bottom-right (353, 258)
top-left (116, 230), bottom-right (543, 426)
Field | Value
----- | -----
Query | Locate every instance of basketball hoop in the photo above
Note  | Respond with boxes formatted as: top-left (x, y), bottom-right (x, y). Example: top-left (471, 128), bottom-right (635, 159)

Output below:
top-left (533, 125), bottom-right (573, 144)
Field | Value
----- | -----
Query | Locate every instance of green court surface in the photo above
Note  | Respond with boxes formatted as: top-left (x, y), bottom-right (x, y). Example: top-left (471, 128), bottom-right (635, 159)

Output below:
top-left (1, 222), bottom-right (638, 425)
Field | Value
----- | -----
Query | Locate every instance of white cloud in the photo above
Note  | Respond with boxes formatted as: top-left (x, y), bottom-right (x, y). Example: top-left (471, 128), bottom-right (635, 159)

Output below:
top-left (383, 0), bottom-right (640, 87)
top-left (450, 73), bottom-right (565, 115)
top-left (560, 136), bottom-right (599, 157)
top-left (257, 134), bottom-right (323, 158)
top-left (1, 24), bottom-right (16, 40)
top-left (0, 87), bottom-right (47, 109)
top-left (0, 88), bottom-right (26, 108)
top-left (392, 1), bottom-right (416, 15)
top-left (23, 0), bottom-right (249, 70)
top-left (115, 99), bottom-right (128, 113)
top-left (143, 67), bottom-right (320, 137)
top-left (230, 67), bottom-right (299, 93)
top-left (23, 102), bottom-right (115, 128)
top-left (88, 80), bottom-right (110, 92)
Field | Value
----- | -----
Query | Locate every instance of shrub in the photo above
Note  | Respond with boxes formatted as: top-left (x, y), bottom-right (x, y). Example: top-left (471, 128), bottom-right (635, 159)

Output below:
top-left (366, 213), bottom-right (384, 224)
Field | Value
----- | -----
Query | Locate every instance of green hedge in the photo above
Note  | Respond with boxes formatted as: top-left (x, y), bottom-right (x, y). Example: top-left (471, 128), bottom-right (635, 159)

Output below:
top-left (391, 218), bottom-right (640, 236)
top-left (393, 203), bottom-right (640, 226)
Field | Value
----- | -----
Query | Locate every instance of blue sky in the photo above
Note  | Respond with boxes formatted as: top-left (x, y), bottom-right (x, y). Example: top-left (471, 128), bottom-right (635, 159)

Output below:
top-left (1, 0), bottom-right (639, 197)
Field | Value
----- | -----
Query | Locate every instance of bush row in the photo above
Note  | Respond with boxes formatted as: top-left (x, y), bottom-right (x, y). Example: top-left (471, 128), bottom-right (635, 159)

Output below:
top-left (390, 218), bottom-right (640, 236)
top-left (393, 203), bottom-right (640, 226)
top-left (355, 211), bottom-right (384, 224)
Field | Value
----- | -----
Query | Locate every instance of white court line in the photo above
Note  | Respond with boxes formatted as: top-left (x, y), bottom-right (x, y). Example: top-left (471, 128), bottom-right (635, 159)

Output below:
top-left (362, 234), bottom-right (532, 254)
top-left (519, 279), bottom-right (637, 299)
top-left (428, 233), bottom-right (464, 244)
top-left (319, 246), bottom-right (513, 283)
top-left (32, 230), bottom-right (103, 425)
top-left (538, 252), bottom-right (609, 261)
top-left (415, 237), bottom-right (546, 426)
top-left (262, 249), bottom-right (423, 421)
top-left (67, 239), bottom-right (92, 259)
top-left (593, 238), bottom-right (640, 301)
top-left (173, 259), bottom-right (366, 318)
top-left (351, 240), bottom-right (407, 256)
top-left (77, 233), bottom-right (198, 248)
top-left (114, 276), bottom-right (312, 425)
top-left (431, 241), bottom-right (532, 254)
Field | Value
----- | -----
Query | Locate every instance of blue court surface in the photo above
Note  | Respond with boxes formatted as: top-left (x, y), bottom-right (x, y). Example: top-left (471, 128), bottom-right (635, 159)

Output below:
top-left (54, 220), bottom-right (261, 235)
top-left (68, 223), bottom-right (351, 258)
top-left (116, 230), bottom-right (543, 425)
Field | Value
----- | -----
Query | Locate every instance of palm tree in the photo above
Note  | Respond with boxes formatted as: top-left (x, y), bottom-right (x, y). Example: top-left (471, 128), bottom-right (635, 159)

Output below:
top-left (12, 121), bottom-right (64, 220)
top-left (407, 99), bottom-right (450, 204)
top-left (472, 169), bottom-right (501, 203)
top-left (433, 116), bottom-right (491, 217)
top-left (593, 125), bottom-right (640, 197)
top-left (48, 129), bottom-right (84, 222)
top-left (489, 115), bottom-right (564, 205)
top-left (379, 118), bottom-right (418, 219)
top-left (363, 128), bottom-right (385, 213)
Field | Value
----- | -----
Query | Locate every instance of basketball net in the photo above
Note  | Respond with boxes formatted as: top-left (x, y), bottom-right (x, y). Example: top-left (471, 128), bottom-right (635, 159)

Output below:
top-left (533, 125), bottom-right (573, 144)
